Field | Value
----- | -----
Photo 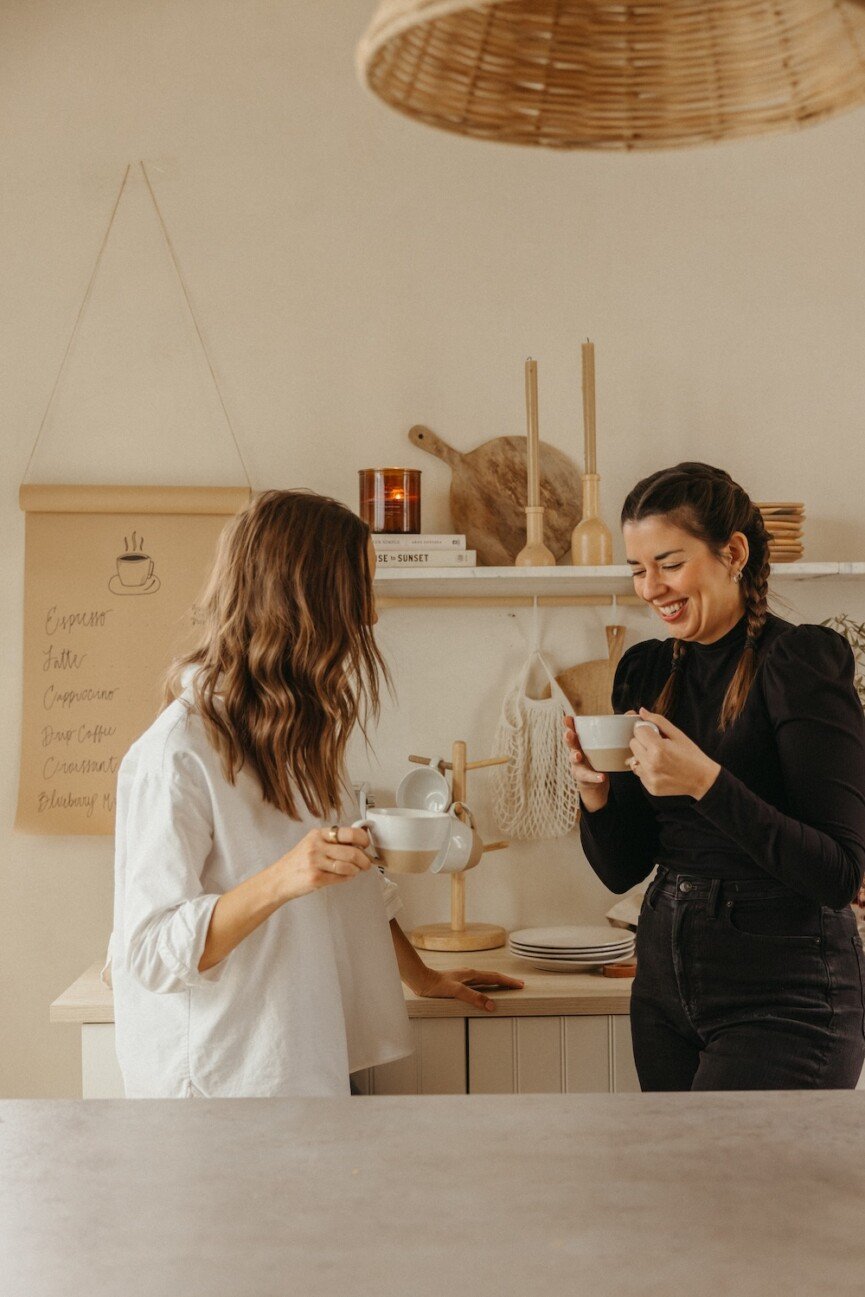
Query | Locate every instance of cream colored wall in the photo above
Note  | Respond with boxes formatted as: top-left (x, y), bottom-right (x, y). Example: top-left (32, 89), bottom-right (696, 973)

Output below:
top-left (3, 0), bottom-right (865, 1097)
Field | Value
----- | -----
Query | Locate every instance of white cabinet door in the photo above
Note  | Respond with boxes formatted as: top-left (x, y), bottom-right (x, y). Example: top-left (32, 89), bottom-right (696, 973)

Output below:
top-left (353, 1019), bottom-right (467, 1095)
top-left (468, 1017), bottom-right (612, 1093)
top-left (82, 1024), bottom-right (125, 1098)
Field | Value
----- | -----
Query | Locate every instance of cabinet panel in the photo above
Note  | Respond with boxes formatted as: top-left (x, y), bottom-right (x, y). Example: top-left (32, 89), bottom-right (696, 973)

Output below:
top-left (514, 1019), bottom-right (565, 1093)
top-left (362, 1019), bottom-right (467, 1095)
top-left (466, 1017), bottom-right (517, 1094)
top-left (82, 1024), bottom-right (125, 1098)
top-left (469, 1016), bottom-right (612, 1094)
top-left (563, 1017), bottom-right (612, 1093)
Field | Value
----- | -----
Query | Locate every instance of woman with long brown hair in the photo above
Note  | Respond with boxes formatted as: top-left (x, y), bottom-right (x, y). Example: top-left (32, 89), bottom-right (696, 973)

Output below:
top-left (111, 490), bottom-right (520, 1097)
top-left (566, 462), bottom-right (865, 1090)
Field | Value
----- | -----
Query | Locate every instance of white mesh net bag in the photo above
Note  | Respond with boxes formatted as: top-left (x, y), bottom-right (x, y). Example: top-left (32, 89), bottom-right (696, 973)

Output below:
top-left (491, 649), bottom-right (580, 840)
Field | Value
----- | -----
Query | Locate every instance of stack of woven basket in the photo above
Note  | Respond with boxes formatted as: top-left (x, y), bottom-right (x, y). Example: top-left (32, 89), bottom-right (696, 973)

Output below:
top-left (755, 502), bottom-right (804, 563)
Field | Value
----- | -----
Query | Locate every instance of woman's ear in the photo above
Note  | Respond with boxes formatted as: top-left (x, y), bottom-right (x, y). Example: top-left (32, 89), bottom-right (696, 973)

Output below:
top-left (727, 530), bottom-right (750, 574)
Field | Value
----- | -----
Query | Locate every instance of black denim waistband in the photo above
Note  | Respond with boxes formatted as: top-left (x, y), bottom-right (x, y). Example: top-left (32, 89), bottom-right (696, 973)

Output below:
top-left (650, 863), bottom-right (804, 902)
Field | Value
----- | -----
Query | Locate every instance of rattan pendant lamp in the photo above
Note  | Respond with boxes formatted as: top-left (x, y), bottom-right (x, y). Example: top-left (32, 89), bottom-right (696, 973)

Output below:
top-left (357, 0), bottom-right (865, 150)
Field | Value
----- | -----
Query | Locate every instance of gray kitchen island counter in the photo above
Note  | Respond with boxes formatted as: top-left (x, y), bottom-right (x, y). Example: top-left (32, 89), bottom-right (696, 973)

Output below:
top-left (2, 1092), bottom-right (862, 1297)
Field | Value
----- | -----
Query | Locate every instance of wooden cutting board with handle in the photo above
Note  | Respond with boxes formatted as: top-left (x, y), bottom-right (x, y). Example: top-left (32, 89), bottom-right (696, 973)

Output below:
top-left (408, 424), bottom-right (582, 566)
top-left (541, 625), bottom-right (626, 715)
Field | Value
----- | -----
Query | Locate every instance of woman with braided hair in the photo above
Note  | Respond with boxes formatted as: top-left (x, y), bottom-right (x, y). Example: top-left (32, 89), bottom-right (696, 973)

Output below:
top-left (565, 462), bottom-right (865, 1090)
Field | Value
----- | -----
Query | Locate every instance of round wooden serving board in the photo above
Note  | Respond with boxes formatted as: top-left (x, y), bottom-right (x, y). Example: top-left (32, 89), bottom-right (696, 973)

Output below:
top-left (409, 424), bottom-right (582, 566)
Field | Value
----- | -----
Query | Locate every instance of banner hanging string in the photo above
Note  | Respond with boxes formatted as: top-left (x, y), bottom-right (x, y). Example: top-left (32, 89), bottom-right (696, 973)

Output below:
top-left (20, 161), bottom-right (253, 491)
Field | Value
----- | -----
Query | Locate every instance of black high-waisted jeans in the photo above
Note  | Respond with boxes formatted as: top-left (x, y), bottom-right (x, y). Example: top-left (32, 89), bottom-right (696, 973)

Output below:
top-left (631, 867), bottom-right (865, 1090)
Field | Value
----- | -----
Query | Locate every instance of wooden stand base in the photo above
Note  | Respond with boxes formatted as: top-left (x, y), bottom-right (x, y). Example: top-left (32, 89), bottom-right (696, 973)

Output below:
top-left (409, 922), bottom-right (507, 952)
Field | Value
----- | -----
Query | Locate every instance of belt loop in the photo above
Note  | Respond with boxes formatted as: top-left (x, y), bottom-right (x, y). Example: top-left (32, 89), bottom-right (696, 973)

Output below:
top-left (707, 877), bottom-right (721, 920)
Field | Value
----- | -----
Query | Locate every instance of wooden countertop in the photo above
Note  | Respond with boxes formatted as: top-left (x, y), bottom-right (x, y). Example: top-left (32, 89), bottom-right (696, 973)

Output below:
top-left (50, 950), bottom-right (632, 1024)
top-left (2, 1093), bottom-right (862, 1297)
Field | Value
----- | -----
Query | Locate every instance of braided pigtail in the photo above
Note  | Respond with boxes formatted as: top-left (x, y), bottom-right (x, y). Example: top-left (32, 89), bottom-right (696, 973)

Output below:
top-left (653, 638), bottom-right (688, 719)
top-left (718, 506), bottom-right (771, 730)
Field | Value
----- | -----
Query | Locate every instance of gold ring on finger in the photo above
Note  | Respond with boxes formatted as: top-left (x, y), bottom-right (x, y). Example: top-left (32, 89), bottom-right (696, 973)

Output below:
top-left (326, 824), bottom-right (340, 844)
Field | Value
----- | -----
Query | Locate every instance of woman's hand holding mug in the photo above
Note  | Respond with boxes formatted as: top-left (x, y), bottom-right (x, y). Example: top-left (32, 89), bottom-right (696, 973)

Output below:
top-left (564, 711), bottom-right (662, 811)
top-left (627, 708), bottom-right (721, 800)
top-left (563, 715), bottom-right (610, 812)
top-left (272, 826), bottom-right (372, 902)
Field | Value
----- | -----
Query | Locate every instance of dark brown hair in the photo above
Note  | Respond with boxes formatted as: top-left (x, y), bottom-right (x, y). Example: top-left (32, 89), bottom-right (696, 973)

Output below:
top-left (621, 462), bottom-right (771, 730)
top-left (165, 489), bottom-right (390, 818)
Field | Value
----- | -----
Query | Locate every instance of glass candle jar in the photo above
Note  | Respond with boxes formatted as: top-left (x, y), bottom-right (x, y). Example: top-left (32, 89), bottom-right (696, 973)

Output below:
top-left (358, 468), bottom-right (421, 534)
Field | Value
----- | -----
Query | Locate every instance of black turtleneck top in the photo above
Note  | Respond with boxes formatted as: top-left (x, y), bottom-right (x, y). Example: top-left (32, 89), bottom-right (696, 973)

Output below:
top-left (578, 613), bottom-right (865, 908)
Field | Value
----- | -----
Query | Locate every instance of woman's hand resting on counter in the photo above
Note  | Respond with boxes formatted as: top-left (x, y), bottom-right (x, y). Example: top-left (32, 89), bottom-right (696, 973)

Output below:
top-left (389, 921), bottom-right (524, 1012)
top-left (411, 965), bottom-right (526, 1013)
top-left (564, 710), bottom-right (720, 805)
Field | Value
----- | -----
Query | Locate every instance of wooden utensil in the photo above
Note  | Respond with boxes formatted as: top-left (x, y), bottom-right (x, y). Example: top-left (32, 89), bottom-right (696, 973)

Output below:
top-left (408, 425), bottom-right (582, 566)
top-left (541, 625), bottom-right (626, 715)
top-left (516, 359), bottom-right (556, 567)
top-left (570, 340), bottom-right (613, 566)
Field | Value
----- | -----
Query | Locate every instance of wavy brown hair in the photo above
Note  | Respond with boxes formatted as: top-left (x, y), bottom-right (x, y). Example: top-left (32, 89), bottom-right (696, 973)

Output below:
top-left (165, 490), bottom-right (390, 819)
top-left (621, 462), bottom-right (771, 731)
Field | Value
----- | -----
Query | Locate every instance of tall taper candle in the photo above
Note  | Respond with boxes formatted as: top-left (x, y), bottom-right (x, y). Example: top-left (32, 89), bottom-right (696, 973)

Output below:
top-left (525, 358), bottom-right (540, 508)
top-left (582, 340), bottom-right (596, 476)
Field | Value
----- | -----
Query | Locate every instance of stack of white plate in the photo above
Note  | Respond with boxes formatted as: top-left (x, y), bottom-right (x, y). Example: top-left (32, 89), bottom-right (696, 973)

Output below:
top-left (509, 926), bottom-right (635, 973)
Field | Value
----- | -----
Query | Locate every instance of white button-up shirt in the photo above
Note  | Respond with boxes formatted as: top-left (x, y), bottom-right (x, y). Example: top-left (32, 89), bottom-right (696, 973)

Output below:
top-left (110, 692), bottom-right (413, 1097)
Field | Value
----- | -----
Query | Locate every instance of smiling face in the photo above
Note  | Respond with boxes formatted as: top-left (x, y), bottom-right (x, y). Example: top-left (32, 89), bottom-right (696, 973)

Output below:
top-left (623, 514), bottom-right (749, 645)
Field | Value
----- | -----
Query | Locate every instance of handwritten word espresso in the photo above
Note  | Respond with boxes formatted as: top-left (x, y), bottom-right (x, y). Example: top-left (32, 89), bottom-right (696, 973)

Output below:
top-left (45, 607), bottom-right (113, 636)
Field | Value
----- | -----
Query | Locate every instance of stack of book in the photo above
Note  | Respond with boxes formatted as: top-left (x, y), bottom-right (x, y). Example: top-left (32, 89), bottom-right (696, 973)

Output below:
top-left (371, 534), bottom-right (477, 567)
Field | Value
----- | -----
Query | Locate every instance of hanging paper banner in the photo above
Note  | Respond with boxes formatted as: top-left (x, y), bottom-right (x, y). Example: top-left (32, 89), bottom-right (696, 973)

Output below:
top-left (16, 484), bottom-right (249, 835)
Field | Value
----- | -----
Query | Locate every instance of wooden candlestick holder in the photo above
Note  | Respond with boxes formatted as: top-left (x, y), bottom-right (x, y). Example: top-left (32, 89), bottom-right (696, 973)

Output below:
top-left (516, 358), bottom-right (555, 567)
top-left (516, 506), bottom-right (556, 567)
top-left (407, 739), bottom-right (509, 952)
top-left (571, 339), bottom-right (613, 566)
top-left (570, 473), bottom-right (613, 565)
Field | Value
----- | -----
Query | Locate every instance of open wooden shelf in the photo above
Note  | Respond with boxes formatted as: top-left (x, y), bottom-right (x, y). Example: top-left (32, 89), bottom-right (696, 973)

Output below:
top-left (374, 562), bottom-right (865, 604)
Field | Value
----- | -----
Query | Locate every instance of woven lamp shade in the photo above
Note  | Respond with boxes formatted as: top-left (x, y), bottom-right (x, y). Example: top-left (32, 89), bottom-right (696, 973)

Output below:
top-left (357, 1), bottom-right (865, 150)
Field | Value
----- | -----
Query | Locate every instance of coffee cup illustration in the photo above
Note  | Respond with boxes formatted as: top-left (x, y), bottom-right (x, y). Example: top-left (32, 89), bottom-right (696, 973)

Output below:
top-left (116, 552), bottom-right (153, 586)
top-left (109, 531), bottom-right (160, 596)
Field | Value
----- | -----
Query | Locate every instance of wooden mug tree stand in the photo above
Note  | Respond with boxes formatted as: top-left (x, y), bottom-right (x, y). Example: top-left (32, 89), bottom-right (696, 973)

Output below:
top-left (407, 740), bottom-right (509, 952)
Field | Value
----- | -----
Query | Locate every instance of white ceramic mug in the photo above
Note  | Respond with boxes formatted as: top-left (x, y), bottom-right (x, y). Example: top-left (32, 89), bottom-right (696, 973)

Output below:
top-left (573, 715), bottom-right (660, 773)
top-left (395, 761), bottom-right (450, 812)
top-left (352, 807), bottom-right (451, 874)
top-left (429, 803), bottom-right (483, 874)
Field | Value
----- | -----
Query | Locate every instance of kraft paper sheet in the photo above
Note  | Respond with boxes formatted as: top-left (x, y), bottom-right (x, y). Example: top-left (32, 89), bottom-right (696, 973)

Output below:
top-left (17, 484), bottom-right (249, 835)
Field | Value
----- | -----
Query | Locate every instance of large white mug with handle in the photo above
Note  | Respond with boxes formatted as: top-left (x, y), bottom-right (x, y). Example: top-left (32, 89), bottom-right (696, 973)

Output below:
top-left (572, 715), bottom-right (660, 773)
top-left (352, 807), bottom-right (451, 874)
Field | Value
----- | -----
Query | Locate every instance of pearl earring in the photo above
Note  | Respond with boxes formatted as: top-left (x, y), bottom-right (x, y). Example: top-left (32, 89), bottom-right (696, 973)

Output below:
top-left (732, 570), bottom-right (743, 584)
